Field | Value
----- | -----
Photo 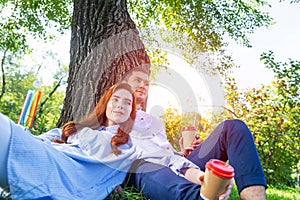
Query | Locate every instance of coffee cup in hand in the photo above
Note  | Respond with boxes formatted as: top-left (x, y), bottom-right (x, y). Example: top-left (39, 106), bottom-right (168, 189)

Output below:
top-left (181, 126), bottom-right (197, 150)
top-left (200, 159), bottom-right (234, 200)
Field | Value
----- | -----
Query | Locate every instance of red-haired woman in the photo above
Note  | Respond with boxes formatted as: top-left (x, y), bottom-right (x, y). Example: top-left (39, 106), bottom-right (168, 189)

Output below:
top-left (0, 83), bottom-right (137, 200)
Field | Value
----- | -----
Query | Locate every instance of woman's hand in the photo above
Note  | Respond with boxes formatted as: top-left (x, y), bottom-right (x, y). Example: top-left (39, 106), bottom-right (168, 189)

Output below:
top-left (199, 176), bottom-right (234, 200)
top-left (51, 138), bottom-right (65, 143)
top-left (218, 179), bottom-right (234, 200)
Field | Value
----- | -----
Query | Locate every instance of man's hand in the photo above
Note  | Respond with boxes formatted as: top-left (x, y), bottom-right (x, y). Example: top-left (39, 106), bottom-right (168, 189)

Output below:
top-left (179, 134), bottom-right (201, 157)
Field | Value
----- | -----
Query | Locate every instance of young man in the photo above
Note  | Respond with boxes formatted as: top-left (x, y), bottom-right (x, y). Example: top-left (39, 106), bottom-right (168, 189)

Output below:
top-left (123, 68), bottom-right (267, 200)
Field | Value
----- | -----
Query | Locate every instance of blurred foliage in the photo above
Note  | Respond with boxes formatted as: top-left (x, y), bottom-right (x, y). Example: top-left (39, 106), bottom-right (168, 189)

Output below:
top-left (160, 107), bottom-right (182, 150)
top-left (0, 0), bottom-right (72, 38)
top-left (128, 0), bottom-right (273, 52)
top-left (224, 51), bottom-right (300, 186)
top-left (30, 81), bottom-right (65, 135)
top-left (145, 48), bottom-right (169, 81)
top-left (0, 0), bottom-right (70, 134)
top-left (0, 0), bottom-right (72, 74)
top-left (0, 58), bottom-right (66, 135)
top-left (128, 0), bottom-right (273, 76)
top-left (161, 107), bottom-right (215, 151)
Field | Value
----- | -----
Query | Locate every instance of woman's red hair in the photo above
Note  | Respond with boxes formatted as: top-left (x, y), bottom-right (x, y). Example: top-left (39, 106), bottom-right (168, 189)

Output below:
top-left (58, 82), bottom-right (136, 155)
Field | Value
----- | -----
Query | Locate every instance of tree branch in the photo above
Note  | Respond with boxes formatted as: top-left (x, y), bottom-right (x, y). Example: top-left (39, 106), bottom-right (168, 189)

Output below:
top-left (37, 76), bottom-right (64, 117)
top-left (222, 106), bottom-right (240, 118)
top-left (0, 49), bottom-right (8, 100)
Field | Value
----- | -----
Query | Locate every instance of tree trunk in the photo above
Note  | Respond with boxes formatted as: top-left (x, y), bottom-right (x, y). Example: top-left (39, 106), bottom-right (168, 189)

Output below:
top-left (57, 0), bottom-right (150, 126)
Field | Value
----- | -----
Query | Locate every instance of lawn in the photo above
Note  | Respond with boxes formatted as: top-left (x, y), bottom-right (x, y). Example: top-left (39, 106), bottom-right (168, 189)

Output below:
top-left (228, 185), bottom-right (300, 200)
top-left (1, 185), bottom-right (299, 199)
top-left (107, 185), bottom-right (300, 200)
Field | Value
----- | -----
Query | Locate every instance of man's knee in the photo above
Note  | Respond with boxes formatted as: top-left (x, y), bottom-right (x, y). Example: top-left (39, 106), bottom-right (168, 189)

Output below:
top-left (240, 185), bottom-right (266, 200)
top-left (223, 119), bottom-right (252, 138)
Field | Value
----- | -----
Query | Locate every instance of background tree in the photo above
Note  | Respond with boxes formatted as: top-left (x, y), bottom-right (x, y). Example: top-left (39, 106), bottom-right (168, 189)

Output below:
top-left (0, 0), bottom-right (274, 125)
top-left (0, 0), bottom-right (72, 127)
top-left (0, 64), bottom-right (66, 135)
top-left (128, 0), bottom-right (272, 52)
top-left (224, 51), bottom-right (300, 186)
top-left (57, 0), bottom-right (274, 125)
top-left (57, 0), bottom-right (151, 126)
top-left (161, 108), bottom-right (215, 151)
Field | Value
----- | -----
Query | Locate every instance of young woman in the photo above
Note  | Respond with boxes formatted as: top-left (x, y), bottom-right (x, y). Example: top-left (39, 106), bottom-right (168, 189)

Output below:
top-left (0, 83), bottom-right (137, 200)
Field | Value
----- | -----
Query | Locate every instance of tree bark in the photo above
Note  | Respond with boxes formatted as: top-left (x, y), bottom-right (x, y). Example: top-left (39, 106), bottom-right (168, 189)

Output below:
top-left (57, 0), bottom-right (150, 126)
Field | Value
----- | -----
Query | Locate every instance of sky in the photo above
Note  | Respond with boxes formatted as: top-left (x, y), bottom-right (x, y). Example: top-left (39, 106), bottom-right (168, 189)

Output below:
top-left (228, 0), bottom-right (300, 89)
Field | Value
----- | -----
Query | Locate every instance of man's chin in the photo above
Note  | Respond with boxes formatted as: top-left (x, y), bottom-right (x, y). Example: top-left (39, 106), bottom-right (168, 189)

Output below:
top-left (135, 95), bottom-right (146, 101)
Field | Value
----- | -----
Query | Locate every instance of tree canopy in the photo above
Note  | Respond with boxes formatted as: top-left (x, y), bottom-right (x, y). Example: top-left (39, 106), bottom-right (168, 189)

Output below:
top-left (0, 0), bottom-right (274, 58)
top-left (128, 0), bottom-right (272, 51)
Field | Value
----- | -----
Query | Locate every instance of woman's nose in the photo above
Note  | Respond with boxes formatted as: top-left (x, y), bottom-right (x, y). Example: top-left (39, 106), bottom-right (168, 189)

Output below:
top-left (116, 102), bottom-right (123, 109)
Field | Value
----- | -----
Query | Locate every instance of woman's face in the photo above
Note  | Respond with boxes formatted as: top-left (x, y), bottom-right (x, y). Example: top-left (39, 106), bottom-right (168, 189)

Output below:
top-left (106, 88), bottom-right (133, 126)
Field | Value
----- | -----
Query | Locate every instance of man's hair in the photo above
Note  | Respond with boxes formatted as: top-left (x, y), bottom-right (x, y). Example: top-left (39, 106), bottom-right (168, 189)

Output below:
top-left (122, 66), bottom-right (150, 82)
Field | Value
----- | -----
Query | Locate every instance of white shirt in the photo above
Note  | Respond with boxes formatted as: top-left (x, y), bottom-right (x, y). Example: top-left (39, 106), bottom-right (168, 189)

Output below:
top-left (36, 111), bottom-right (199, 176)
top-left (130, 110), bottom-right (199, 175)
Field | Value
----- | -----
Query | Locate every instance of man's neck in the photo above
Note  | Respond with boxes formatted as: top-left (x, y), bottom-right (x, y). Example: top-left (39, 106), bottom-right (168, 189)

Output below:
top-left (136, 104), bottom-right (143, 111)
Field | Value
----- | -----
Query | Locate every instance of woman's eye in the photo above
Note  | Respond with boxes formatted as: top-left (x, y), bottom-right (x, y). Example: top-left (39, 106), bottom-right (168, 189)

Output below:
top-left (123, 101), bottom-right (131, 106)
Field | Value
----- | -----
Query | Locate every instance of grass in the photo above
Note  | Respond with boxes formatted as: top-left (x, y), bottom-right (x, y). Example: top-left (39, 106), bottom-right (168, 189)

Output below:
top-left (226, 185), bottom-right (299, 200)
top-left (106, 186), bottom-right (145, 200)
top-left (106, 185), bottom-right (300, 200)
top-left (265, 185), bottom-right (300, 200)
top-left (2, 185), bottom-right (299, 200)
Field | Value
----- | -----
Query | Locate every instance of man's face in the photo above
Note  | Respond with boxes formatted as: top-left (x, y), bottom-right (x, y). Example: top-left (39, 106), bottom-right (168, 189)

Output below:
top-left (126, 71), bottom-right (149, 103)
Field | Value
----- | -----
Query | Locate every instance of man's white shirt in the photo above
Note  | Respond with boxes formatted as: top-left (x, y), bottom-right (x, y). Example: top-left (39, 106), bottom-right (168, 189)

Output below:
top-left (130, 110), bottom-right (199, 175)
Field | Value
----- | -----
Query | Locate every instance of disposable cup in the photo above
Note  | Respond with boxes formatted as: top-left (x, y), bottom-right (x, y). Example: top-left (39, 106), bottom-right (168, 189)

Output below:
top-left (200, 159), bottom-right (234, 200)
top-left (181, 126), bottom-right (197, 150)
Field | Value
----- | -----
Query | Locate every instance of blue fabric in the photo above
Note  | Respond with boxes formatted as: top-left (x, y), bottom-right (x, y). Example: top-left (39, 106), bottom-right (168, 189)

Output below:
top-left (0, 114), bottom-right (11, 188)
top-left (126, 119), bottom-right (267, 199)
top-left (126, 160), bottom-right (203, 200)
top-left (4, 116), bottom-right (137, 200)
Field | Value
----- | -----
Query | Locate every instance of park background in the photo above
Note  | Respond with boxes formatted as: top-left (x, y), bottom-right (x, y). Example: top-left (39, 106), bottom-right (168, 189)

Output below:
top-left (0, 0), bottom-right (299, 199)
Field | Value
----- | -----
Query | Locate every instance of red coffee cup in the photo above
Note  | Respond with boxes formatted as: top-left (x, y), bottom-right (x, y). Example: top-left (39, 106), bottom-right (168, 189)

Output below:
top-left (200, 159), bottom-right (234, 200)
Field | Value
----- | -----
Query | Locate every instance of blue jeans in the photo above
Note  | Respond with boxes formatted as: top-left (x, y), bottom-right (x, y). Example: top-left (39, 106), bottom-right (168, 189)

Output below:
top-left (126, 120), bottom-right (267, 200)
